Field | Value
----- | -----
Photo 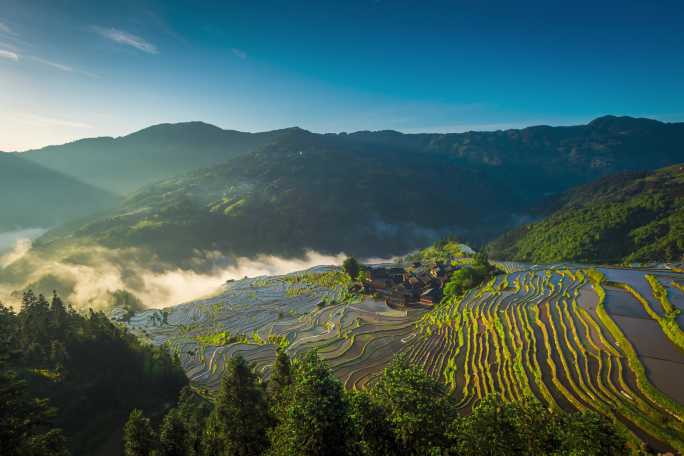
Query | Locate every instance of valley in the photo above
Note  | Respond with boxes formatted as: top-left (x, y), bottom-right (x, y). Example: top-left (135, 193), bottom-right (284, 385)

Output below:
top-left (5, 4), bottom-right (684, 454)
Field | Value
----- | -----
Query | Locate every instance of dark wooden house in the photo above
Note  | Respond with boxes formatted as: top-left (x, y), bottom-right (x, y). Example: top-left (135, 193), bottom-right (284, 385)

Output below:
top-left (419, 288), bottom-right (442, 306)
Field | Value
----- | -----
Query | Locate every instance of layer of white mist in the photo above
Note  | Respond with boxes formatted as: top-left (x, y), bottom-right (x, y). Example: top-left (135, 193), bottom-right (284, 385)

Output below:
top-left (140, 251), bottom-right (350, 308)
top-left (0, 233), bottom-right (406, 311)
top-left (0, 228), bottom-right (47, 267)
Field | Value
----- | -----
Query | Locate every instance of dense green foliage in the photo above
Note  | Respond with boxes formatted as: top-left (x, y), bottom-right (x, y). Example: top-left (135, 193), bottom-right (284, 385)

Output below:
top-left (125, 351), bottom-right (627, 456)
top-left (123, 410), bottom-right (156, 456)
top-left (267, 351), bottom-right (353, 456)
top-left (0, 363), bottom-right (69, 456)
top-left (0, 292), bottom-right (188, 454)
top-left (368, 355), bottom-right (456, 453)
top-left (443, 253), bottom-right (499, 298)
top-left (488, 164), bottom-right (684, 263)
top-left (342, 257), bottom-right (361, 279)
top-left (405, 237), bottom-right (471, 264)
top-left (206, 356), bottom-right (271, 456)
top-left (450, 396), bottom-right (627, 456)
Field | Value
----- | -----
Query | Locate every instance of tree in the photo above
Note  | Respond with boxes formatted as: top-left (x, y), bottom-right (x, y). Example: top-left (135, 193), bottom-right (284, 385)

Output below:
top-left (123, 409), bottom-right (156, 456)
top-left (268, 352), bottom-right (353, 456)
top-left (174, 387), bottom-right (211, 456)
top-left (342, 257), bottom-right (360, 280)
top-left (370, 354), bottom-right (455, 454)
top-left (0, 368), bottom-right (69, 456)
top-left (449, 396), bottom-right (627, 456)
top-left (348, 390), bottom-right (397, 456)
top-left (450, 395), bottom-right (524, 456)
top-left (556, 411), bottom-right (627, 455)
top-left (208, 355), bottom-right (270, 456)
top-left (267, 348), bottom-right (292, 403)
top-left (159, 408), bottom-right (188, 456)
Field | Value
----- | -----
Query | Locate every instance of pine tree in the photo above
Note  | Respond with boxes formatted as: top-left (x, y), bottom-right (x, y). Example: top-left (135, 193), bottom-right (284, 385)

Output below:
top-left (159, 408), bottom-right (188, 456)
top-left (267, 348), bottom-right (292, 403)
top-left (174, 387), bottom-right (211, 456)
top-left (123, 409), bottom-right (156, 456)
top-left (208, 355), bottom-right (270, 456)
top-left (342, 257), bottom-right (360, 280)
top-left (0, 366), bottom-right (69, 456)
top-left (267, 351), bottom-right (353, 456)
top-left (348, 390), bottom-right (397, 456)
top-left (370, 354), bottom-right (455, 454)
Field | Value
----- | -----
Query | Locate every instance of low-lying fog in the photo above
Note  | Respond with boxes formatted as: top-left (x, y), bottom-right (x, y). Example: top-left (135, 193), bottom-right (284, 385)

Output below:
top-left (0, 230), bottom-right (398, 312)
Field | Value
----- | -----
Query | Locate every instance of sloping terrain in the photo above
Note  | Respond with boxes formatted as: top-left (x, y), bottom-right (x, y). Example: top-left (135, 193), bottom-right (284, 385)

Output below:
top-left (51, 129), bottom-right (521, 261)
top-left (35, 117), bottom-right (684, 263)
top-left (0, 153), bottom-right (118, 231)
top-left (22, 116), bottom-right (684, 199)
top-left (487, 164), bottom-right (684, 263)
top-left (19, 122), bottom-right (294, 194)
top-left (125, 261), bottom-right (684, 453)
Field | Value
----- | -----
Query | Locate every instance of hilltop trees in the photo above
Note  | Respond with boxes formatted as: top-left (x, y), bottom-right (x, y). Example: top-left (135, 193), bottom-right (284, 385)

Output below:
top-left (443, 251), bottom-right (498, 298)
top-left (449, 396), bottom-right (627, 456)
top-left (370, 355), bottom-right (456, 454)
top-left (0, 366), bottom-right (69, 456)
top-left (123, 410), bottom-right (156, 456)
top-left (207, 356), bottom-right (271, 456)
top-left (267, 351), bottom-right (353, 456)
top-left (267, 348), bottom-right (293, 403)
top-left (342, 257), bottom-right (360, 280)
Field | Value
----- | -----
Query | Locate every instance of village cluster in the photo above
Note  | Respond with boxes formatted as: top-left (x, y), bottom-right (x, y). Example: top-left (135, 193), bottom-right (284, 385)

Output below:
top-left (360, 262), bottom-right (460, 309)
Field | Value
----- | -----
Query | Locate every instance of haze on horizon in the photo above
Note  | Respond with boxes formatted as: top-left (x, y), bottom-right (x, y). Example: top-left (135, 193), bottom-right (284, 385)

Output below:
top-left (1, 0), bottom-right (684, 151)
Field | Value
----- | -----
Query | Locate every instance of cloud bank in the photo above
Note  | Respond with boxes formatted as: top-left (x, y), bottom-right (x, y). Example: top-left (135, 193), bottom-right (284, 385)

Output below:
top-left (0, 238), bottom-right (355, 312)
top-left (0, 49), bottom-right (18, 61)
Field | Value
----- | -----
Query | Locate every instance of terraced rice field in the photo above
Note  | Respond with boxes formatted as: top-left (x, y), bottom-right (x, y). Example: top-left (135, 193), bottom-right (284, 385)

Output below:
top-left (123, 266), bottom-right (429, 390)
top-left (122, 263), bottom-right (684, 452)
top-left (418, 265), bottom-right (684, 453)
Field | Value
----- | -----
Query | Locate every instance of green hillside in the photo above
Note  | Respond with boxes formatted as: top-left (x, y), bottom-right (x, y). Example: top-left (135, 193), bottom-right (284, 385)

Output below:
top-left (20, 122), bottom-right (296, 195)
top-left (35, 117), bottom-right (684, 263)
top-left (44, 129), bottom-right (523, 261)
top-left (0, 153), bottom-right (118, 231)
top-left (487, 164), bottom-right (684, 263)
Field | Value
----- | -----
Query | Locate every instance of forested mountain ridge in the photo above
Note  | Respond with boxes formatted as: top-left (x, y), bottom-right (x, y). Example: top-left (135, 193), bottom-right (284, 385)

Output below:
top-left (0, 153), bottom-right (118, 231)
top-left (17, 115), bottom-right (684, 197)
top-left (33, 116), bottom-right (684, 263)
top-left (487, 164), bottom-right (684, 263)
top-left (44, 128), bottom-right (520, 261)
top-left (19, 122), bottom-right (297, 195)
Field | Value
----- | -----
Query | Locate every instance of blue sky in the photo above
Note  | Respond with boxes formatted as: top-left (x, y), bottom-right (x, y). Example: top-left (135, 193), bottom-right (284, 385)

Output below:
top-left (1, 0), bottom-right (683, 151)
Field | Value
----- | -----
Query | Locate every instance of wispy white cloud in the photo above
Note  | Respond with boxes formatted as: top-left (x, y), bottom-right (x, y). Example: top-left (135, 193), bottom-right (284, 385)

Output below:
top-left (30, 56), bottom-right (72, 72)
top-left (0, 49), bottom-right (18, 61)
top-left (92, 26), bottom-right (158, 54)
top-left (231, 48), bottom-right (247, 60)
top-left (28, 56), bottom-right (98, 78)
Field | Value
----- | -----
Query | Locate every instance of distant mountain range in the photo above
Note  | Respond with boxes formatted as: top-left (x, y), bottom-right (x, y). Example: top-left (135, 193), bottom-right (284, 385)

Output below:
top-left (487, 164), bottom-right (684, 263)
top-left (0, 153), bottom-right (117, 231)
top-left (16, 115), bottom-right (684, 197)
top-left (4, 115), bottom-right (684, 261)
top-left (17, 122), bottom-right (297, 194)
